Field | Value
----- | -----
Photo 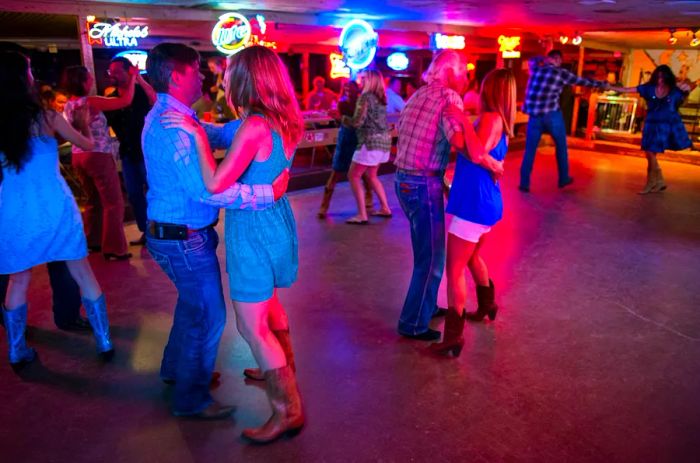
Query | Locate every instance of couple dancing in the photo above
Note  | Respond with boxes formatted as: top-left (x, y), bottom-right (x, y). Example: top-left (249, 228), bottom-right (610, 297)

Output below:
top-left (143, 43), bottom-right (303, 443)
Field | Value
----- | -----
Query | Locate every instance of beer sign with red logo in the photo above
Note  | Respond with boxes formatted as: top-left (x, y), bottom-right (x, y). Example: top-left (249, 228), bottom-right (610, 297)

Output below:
top-left (212, 13), bottom-right (252, 55)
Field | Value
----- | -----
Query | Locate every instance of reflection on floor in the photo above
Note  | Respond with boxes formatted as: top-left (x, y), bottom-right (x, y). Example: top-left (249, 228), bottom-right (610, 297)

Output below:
top-left (2, 147), bottom-right (699, 461)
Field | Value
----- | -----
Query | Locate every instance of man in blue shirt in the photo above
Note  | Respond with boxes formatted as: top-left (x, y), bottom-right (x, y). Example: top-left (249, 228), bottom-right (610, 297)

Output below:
top-left (143, 43), bottom-right (289, 420)
top-left (520, 49), bottom-right (609, 191)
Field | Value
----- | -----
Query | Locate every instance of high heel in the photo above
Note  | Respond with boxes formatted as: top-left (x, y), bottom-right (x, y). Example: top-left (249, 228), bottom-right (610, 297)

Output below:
top-left (638, 168), bottom-right (656, 195)
top-left (428, 308), bottom-right (465, 357)
top-left (82, 294), bottom-right (114, 360)
top-left (465, 279), bottom-right (498, 322)
top-left (103, 252), bottom-right (132, 261)
top-left (2, 304), bottom-right (37, 371)
top-left (650, 168), bottom-right (667, 193)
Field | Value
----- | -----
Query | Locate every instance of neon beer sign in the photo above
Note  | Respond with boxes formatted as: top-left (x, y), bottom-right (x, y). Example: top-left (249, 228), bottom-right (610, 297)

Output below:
top-left (339, 19), bottom-right (378, 70)
top-left (114, 50), bottom-right (148, 74)
top-left (498, 35), bottom-right (521, 59)
top-left (431, 33), bottom-right (465, 50)
top-left (212, 13), bottom-right (251, 55)
top-left (330, 53), bottom-right (350, 79)
top-left (387, 52), bottom-right (409, 71)
top-left (88, 22), bottom-right (149, 48)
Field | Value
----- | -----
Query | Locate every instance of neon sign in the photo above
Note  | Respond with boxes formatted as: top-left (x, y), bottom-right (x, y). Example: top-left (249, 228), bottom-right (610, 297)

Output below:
top-left (431, 33), bottom-right (465, 50)
top-left (330, 53), bottom-right (350, 79)
top-left (212, 13), bottom-right (251, 55)
top-left (114, 50), bottom-right (148, 74)
top-left (339, 19), bottom-right (378, 71)
top-left (498, 35), bottom-right (521, 59)
top-left (88, 22), bottom-right (149, 48)
top-left (387, 52), bottom-right (409, 71)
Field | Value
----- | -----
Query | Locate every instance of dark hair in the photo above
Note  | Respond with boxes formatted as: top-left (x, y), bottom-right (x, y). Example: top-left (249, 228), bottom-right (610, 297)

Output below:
top-left (650, 65), bottom-right (677, 89)
top-left (110, 56), bottom-right (133, 70)
top-left (0, 51), bottom-right (43, 172)
top-left (61, 65), bottom-right (90, 97)
top-left (547, 49), bottom-right (563, 60)
top-left (147, 43), bottom-right (199, 93)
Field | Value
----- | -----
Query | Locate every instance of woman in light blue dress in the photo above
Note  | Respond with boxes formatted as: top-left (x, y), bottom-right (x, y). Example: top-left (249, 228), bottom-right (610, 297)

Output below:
top-left (0, 52), bottom-right (115, 371)
top-left (163, 46), bottom-right (304, 444)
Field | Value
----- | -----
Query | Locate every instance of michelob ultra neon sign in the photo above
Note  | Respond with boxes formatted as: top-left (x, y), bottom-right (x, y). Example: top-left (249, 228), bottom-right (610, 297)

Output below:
top-left (88, 21), bottom-right (149, 48)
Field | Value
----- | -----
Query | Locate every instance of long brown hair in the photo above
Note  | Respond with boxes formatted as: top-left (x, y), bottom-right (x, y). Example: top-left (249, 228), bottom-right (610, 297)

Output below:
top-left (225, 46), bottom-right (304, 149)
top-left (359, 70), bottom-right (387, 106)
top-left (480, 68), bottom-right (516, 138)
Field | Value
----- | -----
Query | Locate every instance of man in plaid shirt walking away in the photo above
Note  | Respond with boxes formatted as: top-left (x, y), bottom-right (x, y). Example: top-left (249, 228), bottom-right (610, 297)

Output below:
top-left (519, 49), bottom-right (610, 192)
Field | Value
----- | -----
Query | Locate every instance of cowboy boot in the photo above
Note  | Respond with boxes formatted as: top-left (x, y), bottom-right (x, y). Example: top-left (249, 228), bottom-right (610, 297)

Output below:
top-left (650, 168), bottom-right (667, 192)
top-left (428, 307), bottom-right (466, 357)
top-left (242, 365), bottom-right (305, 444)
top-left (82, 294), bottom-right (114, 361)
top-left (244, 330), bottom-right (296, 381)
top-left (2, 304), bottom-right (37, 371)
top-left (465, 279), bottom-right (499, 322)
top-left (317, 186), bottom-right (334, 218)
top-left (638, 168), bottom-right (656, 195)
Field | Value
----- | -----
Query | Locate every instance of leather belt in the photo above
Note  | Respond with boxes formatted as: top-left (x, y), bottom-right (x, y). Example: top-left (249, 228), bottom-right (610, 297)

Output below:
top-left (396, 168), bottom-right (445, 178)
top-left (147, 219), bottom-right (218, 240)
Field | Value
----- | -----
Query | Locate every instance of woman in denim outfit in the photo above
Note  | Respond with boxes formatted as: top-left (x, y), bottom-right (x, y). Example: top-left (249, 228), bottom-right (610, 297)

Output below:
top-left (164, 46), bottom-right (304, 444)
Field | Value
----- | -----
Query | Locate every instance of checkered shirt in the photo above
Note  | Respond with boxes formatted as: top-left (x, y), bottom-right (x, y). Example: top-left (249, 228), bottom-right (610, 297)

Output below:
top-left (524, 63), bottom-right (608, 116)
top-left (142, 93), bottom-right (275, 229)
top-left (395, 82), bottom-right (463, 172)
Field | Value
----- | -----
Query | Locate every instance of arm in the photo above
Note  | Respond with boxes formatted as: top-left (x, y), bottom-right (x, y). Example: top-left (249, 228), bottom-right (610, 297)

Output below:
top-left (136, 73), bottom-right (157, 105)
top-left (561, 68), bottom-right (609, 90)
top-left (344, 95), bottom-right (369, 128)
top-left (528, 55), bottom-right (546, 68)
top-left (87, 71), bottom-right (136, 112)
top-left (608, 86), bottom-right (638, 94)
top-left (48, 110), bottom-right (94, 151)
top-left (201, 120), bottom-right (242, 150)
top-left (444, 107), bottom-right (504, 177)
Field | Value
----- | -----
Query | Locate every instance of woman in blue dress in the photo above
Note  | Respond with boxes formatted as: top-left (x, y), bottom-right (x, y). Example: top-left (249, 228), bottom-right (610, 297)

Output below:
top-left (163, 46), bottom-right (304, 444)
top-left (0, 52), bottom-right (115, 371)
top-left (612, 65), bottom-right (693, 194)
top-left (430, 69), bottom-right (516, 357)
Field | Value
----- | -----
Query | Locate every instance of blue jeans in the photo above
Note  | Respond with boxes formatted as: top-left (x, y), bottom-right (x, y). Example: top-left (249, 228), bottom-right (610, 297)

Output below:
top-left (394, 172), bottom-right (445, 335)
top-left (146, 227), bottom-right (226, 415)
top-left (519, 110), bottom-right (572, 188)
top-left (121, 157), bottom-right (148, 232)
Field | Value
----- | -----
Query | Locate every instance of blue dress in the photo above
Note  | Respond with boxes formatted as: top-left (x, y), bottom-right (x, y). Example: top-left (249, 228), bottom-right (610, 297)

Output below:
top-left (446, 133), bottom-right (508, 227)
top-left (224, 129), bottom-right (298, 302)
top-left (0, 136), bottom-right (87, 274)
top-left (638, 83), bottom-right (692, 153)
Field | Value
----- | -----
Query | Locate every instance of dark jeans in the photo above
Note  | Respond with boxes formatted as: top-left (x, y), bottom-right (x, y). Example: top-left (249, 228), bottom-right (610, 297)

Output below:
top-left (121, 156), bottom-right (148, 232)
top-left (519, 110), bottom-right (572, 188)
top-left (0, 261), bottom-right (81, 327)
top-left (146, 227), bottom-right (226, 415)
top-left (394, 172), bottom-right (445, 335)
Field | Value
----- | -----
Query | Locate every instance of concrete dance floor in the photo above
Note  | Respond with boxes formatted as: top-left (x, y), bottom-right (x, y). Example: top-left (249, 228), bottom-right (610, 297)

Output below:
top-left (1, 147), bottom-right (699, 462)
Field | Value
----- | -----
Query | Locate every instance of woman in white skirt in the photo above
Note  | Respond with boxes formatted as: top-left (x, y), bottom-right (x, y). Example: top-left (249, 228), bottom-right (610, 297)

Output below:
top-left (344, 70), bottom-right (393, 224)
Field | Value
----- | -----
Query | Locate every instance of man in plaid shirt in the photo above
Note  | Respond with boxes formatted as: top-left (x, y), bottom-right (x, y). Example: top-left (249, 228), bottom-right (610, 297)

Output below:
top-left (519, 49), bottom-right (609, 191)
top-left (394, 50), bottom-right (503, 341)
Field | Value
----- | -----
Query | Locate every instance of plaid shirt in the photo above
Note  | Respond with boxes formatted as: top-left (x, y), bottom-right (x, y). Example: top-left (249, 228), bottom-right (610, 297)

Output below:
top-left (524, 61), bottom-right (608, 116)
top-left (142, 93), bottom-right (275, 229)
top-left (395, 82), bottom-right (463, 172)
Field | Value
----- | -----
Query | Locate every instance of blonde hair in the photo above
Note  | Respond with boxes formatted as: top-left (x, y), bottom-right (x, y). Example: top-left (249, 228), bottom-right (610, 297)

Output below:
top-left (479, 68), bottom-right (516, 138)
top-left (360, 70), bottom-right (387, 106)
top-left (422, 50), bottom-right (466, 85)
top-left (225, 46), bottom-right (304, 149)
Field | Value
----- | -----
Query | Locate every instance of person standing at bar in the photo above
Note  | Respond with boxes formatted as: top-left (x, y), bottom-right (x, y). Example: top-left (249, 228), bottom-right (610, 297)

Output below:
top-left (104, 57), bottom-right (156, 245)
top-left (394, 50), bottom-right (503, 340)
top-left (143, 43), bottom-right (289, 420)
top-left (519, 49), bottom-right (609, 192)
top-left (610, 65), bottom-right (692, 194)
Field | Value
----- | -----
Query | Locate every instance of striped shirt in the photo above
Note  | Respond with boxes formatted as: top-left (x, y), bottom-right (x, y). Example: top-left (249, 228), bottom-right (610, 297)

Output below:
top-left (142, 93), bottom-right (275, 229)
top-left (524, 60), bottom-right (608, 116)
top-left (394, 82), bottom-right (463, 172)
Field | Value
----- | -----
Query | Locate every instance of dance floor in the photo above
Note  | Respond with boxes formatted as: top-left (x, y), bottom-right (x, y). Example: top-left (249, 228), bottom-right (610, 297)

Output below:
top-left (2, 147), bottom-right (699, 462)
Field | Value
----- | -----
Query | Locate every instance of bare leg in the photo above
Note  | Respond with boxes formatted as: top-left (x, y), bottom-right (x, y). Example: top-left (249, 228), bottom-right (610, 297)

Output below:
top-left (467, 235), bottom-right (490, 287)
top-left (347, 162), bottom-right (369, 222)
top-left (365, 165), bottom-right (391, 214)
top-left (446, 233), bottom-right (478, 314)
top-left (234, 298), bottom-right (286, 372)
top-left (65, 258), bottom-right (102, 300)
top-left (5, 270), bottom-right (32, 309)
top-left (267, 290), bottom-right (289, 332)
top-left (362, 174), bottom-right (374, 210)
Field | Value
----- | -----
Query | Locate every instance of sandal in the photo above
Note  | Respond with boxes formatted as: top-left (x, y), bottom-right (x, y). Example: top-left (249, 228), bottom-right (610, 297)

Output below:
top-left (345, 217), bottom-right (369, 225)
top-left (370, 210), bottom-right (392, 218)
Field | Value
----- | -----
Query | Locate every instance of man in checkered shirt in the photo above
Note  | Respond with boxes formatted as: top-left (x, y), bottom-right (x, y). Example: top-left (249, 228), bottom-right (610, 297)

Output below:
top-left (519, 49), bottom-right (609, 191)
top-left (394, 50), bottom-right (503, 341)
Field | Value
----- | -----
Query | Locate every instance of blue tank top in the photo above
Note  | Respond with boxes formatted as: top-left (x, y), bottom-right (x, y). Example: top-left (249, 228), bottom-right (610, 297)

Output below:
top-left (238, 126), bottom-right (294, 184)
top-left (446, 133), bottom-right (508, 226)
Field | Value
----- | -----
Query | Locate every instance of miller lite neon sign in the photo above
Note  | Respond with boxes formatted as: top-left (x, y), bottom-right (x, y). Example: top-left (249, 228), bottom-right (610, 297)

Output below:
top-left (212, 13), bottom-right (251, 55)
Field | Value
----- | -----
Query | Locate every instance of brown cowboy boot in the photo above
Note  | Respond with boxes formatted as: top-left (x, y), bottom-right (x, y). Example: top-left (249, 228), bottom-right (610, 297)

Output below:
top-left (428, 308), bottom-right (466, 357)
top-left (465, 279), bottom-right (499, 322)
top-left (241, 365), bottom-right (305, 444)
top-left (317, 186), bottom-right (334, 218)
top-left (244, 330), bottom-right (296, 381)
